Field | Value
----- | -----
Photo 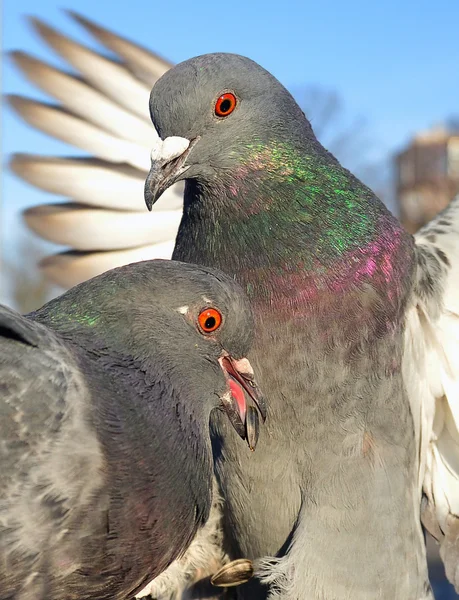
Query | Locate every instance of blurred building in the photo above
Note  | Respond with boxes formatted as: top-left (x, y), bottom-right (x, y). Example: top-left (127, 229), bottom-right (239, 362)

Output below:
top-left (395, 126), bottom-right (459, 233)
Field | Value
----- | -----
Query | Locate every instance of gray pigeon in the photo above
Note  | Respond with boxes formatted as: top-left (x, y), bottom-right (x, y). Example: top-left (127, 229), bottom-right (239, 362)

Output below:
top-left (0, 259), bottom-right (265, 600)
top-left (143, 54), bottom-right (459, 599)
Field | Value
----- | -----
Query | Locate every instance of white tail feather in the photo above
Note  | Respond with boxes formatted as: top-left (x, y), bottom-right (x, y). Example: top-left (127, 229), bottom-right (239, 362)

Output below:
top-left (24, 205), bottom-right (181, 250)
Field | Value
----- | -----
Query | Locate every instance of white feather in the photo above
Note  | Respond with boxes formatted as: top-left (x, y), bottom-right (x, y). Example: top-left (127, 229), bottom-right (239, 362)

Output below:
top-left (404, 195), bottom-right (459, 585)
top-left (8, 96), bottom-right (151, 171)
top-left (11, 52), bottom-right (155, 146)
top-left (8, 13), bottom-right (182, 290)
top-left (24, 205), bottom-right (181, 250)
top-left (10, 155), bottom-right (183, 212)
top-left (40, 243), bottom-right (176, 289)
top-left (30, 17), bottom-right (152, 119)
top-left (67, 10), bottom-right (172, 86)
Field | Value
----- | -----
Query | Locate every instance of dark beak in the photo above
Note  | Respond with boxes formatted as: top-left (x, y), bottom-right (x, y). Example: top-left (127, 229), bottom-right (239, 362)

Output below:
top-left (218, 355), bottom-right (266, 451)
top-left (144, 137), bottom-right (199, 211)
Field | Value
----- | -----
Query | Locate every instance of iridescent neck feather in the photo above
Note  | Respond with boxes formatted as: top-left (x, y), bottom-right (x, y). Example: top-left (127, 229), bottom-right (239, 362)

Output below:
top-left (175, 139), bottom-right (414, 320)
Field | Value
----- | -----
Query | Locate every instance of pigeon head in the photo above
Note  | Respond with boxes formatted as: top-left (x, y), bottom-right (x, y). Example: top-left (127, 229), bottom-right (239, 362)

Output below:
top-left (157, 262), bottom-right (267, 448)
top-left (145, 52), bottom-right (311, 207)
top-left (32, 259), bottom-right (266, 449)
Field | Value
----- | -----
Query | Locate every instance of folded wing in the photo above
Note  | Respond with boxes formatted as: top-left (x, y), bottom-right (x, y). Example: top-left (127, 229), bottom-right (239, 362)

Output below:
top-left (403, 194), bottom-right (459, 590)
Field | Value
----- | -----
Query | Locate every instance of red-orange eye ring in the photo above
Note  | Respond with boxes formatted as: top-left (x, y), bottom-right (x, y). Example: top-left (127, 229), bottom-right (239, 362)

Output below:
top-left (198, 308), bottom-right (222, 333)
top-left (215, 93), bottom-right (237, 117)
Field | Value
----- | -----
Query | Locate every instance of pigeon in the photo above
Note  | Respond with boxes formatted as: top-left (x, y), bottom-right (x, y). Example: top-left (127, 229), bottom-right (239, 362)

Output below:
top-left (6, 13), bottom-right (459, 599)
top-left (0, 259), bottom-right (266, 600)
top-left (143, 54), bottom-right (459, 599)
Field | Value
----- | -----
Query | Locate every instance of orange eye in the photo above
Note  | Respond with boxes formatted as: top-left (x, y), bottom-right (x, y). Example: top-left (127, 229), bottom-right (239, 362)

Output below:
top-left (198, 308), bottom-right (222, 333)
top-left (215, 93), bottom-right (237, 117)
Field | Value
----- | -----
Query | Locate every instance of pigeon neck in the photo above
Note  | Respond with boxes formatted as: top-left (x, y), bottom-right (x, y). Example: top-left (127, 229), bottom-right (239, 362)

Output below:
top-left (175, 139), bottom-right (414, 317)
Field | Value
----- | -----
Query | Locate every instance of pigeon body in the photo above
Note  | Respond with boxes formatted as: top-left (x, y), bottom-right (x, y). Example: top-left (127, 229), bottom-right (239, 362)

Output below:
top-left (144, 54), bottom-right (459, 599)
top-left (0, 259), bottom-right (264, 600)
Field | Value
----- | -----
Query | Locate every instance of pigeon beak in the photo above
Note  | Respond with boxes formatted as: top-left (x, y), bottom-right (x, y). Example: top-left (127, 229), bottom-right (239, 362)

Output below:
top-left (218, 355), bottom-right (266, 451)
top-left (144, 136), bottom-right (199, 210)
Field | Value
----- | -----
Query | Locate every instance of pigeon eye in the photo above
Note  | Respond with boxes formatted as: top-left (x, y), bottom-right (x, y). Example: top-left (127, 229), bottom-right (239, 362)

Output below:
top-left (215, 93), bottom-right (237, 117)
top-left (198, 308), bottom-right (222, 333)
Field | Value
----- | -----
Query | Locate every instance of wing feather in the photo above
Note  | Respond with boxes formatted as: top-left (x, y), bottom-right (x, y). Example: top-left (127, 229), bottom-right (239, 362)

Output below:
top-left (10, 52), bottom-right (155, 145)
top-left (39, 244), bottom-right (176, 289)
top-left (29, 17), bottom-right (152, 118)
top-left (404, 194), bottom-right (459, 590)
top-left (24, 204), bottom-right (182, 250)
top-left (8, 13), bottom-right (181, 288)
top-left (67, 10), bottom-right (172, 85)
top-left (9, 154), bottom-right (183, 211)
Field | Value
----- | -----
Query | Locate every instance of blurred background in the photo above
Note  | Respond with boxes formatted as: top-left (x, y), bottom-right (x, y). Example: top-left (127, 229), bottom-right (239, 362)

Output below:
top-left (1, 0), bottom-right (459, 597)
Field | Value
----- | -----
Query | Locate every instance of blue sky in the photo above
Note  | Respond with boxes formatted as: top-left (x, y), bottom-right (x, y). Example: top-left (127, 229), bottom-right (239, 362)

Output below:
top-left (2, 0), bottom-right (459, 302)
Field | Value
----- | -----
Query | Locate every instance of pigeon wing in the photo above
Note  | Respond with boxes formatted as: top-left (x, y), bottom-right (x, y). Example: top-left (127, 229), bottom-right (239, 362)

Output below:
top-left (0, 304), bottom-right (107, 598)
top-left (403, 194), bottom-right (459, 591)
top-left (8, 13), bottom-right (182, 289)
